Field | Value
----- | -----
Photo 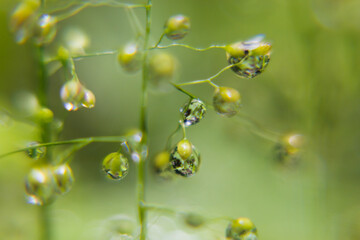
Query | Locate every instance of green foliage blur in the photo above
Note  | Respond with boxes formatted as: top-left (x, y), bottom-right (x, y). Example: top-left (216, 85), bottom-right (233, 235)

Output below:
top-left (1, 0), bottom-right (360, 239)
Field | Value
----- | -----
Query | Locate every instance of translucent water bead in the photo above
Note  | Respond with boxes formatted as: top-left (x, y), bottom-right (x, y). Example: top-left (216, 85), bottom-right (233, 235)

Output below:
top-left (60, 79), bottom-right (95, 111)
top-left (164, 14), bottom-right (190, 40)
top-left (25, 166), bottom-right (56, 205)
top-left (26, 141), bottom-right (46, 160)
top-left (53, 163), bottom-right (74, 194)
top-left (102, 152), bottom-right (129, 180)
top-left (226, 34), bottom-right (271, 78)
top-left (170, 139), bottom-right (200, 177)
top-left (181, 98), bottom-right (206, 126)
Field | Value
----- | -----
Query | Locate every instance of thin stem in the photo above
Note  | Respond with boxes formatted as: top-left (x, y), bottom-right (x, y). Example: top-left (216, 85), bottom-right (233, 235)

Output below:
top-left (45, 50), bottom-right (118, 64)
top-left (39, 205), bottom-right (51, 240)
top-left (165, 124), bottom-right (181, 150)
top-left (151, 43), bottom-right (226, 52)
top-left (54, 2), bottom-right (146, 22)
top-left (138, 1), bottom-right (152, 239)
top-left (126, 7), bottom-right (144, 38)
top-left (152, 32), bottom-right (165, 49)
top-left (171, 83), bottom-right (197, 99)
top-left (180, 121), bottom-right (186, 139)
top-left (0, 136), bottom-right (126, 159)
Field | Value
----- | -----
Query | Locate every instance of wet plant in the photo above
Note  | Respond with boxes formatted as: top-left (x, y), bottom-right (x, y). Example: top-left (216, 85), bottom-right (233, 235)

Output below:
top-left (0, 0), bottom-right (305, 239)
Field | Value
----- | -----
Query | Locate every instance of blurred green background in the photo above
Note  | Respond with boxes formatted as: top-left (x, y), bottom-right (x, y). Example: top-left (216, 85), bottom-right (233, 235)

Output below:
top-left (1, 0), bottom-right (360, 239)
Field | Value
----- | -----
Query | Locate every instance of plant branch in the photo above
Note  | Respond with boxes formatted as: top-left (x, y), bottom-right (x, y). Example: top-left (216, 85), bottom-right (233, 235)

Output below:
top-left (151, 43), bottom-right (226, 52)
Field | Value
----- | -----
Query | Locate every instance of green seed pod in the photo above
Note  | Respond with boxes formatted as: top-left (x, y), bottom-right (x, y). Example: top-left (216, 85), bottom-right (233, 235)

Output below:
top-left (183, 213), bottom-right (205, 228)
top-left (52, 163), bottom-right (74, 195)
top-left (153, 151), bottom-right (175, 180)
top-left (164, 14), bottom-right (190, 40)
top-left (181, 98), bottom-right (206, 127)
top-left (226, 35), bottom-right (271, 78)
top-left (10, 0), bottom-right (40, 44)
top-left (148, 52), bottom-right (177, 91)
top-left (25, 166), bottom-right (57, 205)
top-left (33, 14), bottom-right (57, 45)
top-left (170, 139), bottom-right (200, 177)
top-left (60, 79), bottom-right (85, 111)
top-left (26, 141), bottom-right (46, 160)
top-left (102, 152), bottom-right (129, 181)
top-left (63, 27), bottom-right (90, 55)
top-left (226, 217), bottom-right (257, 240)
top-left (81, 88), bottom-right (96, 109)
top-left (213, 87), bottom-right (241, 117)
top-left (117, 42), bottom-right (142, 73)
top-left (35, 107), bottom-right (54, 123)
top-left (274, 133), bottom-right (304, 167)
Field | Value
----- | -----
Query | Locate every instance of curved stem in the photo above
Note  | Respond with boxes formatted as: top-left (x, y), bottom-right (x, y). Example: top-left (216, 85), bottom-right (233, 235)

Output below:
top-left (171, 83), bottom-right (197, 99)
top-left (0, 136), bottom-right (126, 159)
top-left (138, 1), bottom-right (152, 239)
top-left (153, 32), bottom-right (165, 49)
top-left (152, 43), bottom-right (226, 52)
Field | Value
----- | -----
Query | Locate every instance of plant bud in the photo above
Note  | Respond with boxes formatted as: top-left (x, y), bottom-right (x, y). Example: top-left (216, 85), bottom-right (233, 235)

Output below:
top-left (170, 139), bottom-right (200, 177)
top-left (213, 87), bottom-right (241, 117)
top-left (102, 152), bottom-right (129, 181)
top-left (226, 35), bottom-right (271, 78)
top-left (226, 217), bottom-right (257, 240)
top-left (35, 107), bottom-right (54, 123)
top-left (118, 42), bottom-right (142, 73)
top-left (184, 213), bottom-right (205, 228)
top-left (33, 14), bottom-right (57, 45)
top-left (164, 14), bottom-right (190, 40)
top-left (148, 52), bottom-right (177, 91)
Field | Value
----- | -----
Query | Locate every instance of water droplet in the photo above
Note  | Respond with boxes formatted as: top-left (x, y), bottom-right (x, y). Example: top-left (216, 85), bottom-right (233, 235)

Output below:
top-left (60, 80), bottom-right (85, 111)
top-left (213, 87), bottom-right (241, 117)
top-left (25, 166), bottom-right (57, 205)
top-left (164, 15), bottom-right (191, 40)
top-left (26, 142), bottom-right (46, 160)
top-left (226, 218), bottom-right (257, 240)
top-left (82, 89), bottom-right (96, 109)
top-left (33, 14), bottom-right (57, 45)
top-left (118, 42), bottom-right (142, 73)
top-left (102, 152), bottom-right (129, 180)
top-left (170, 139), bottom-right (200, 177)
top-left (226, 38), bottom-right (271, 78)
top-left (153, 151), bottom-right (174, 180)
top-left (181, 98), bottom-right (206, 126)
top-left (53, 163), bottom-right (74, 195)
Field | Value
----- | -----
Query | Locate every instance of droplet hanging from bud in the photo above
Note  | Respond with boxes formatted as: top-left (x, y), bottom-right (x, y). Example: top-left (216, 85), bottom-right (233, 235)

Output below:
top-left (60, 77), bottom-right (95, 111)
top-left (33, 14), bottom-right (57, 45)
top-left (274, 133), bottom-right (304, 167)
top-left (117, 42), bottom-right (142, 73)
top-left (25, 166), bottom-right (57, 205)
top-left (102, 152), bottom-right (129, 181)
top-left (10, 0), bottom-right (40, 44)
top-left (181, 98), bottom-right (206, 127)
top-left (170, 139), bottom-right (200, 177)
top-left (26, 142), bottom-right (46, 160)
top-left (164, 14), bottom-right (191, 40)
top-left (226, 35), bottom-right (271, 78)
top-left (213, 87), bottom-right (241, 117)
top-left (53, 163), bottom-right (74, 195)
top-left (226, 217), bottom-right (258, 240)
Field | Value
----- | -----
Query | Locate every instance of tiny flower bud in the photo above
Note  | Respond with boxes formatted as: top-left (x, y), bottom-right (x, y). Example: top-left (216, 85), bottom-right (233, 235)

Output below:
top-left (213, 87), bottom-right (241, 117)
top-left (164, 14), bottom-right (191, 40)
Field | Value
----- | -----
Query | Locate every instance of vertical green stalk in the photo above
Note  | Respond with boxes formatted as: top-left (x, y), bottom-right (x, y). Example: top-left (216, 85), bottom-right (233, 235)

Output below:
top-left (36, 2), bottom-right (52, 239)
top-left (36, 44), bottom-right (53, 240)
top-left (138, 1), bottom-right (152, 240)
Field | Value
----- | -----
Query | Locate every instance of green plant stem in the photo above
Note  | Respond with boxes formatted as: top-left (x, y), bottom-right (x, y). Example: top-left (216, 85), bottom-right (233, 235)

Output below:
top-left (39, 205), bottom-right (51, 240)
top-left (152, 43), bottom-right (226, 51)
top-left (138, 1), bottom-right (152, 239)
top-left (0, 136), bottom-right (126, 159)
